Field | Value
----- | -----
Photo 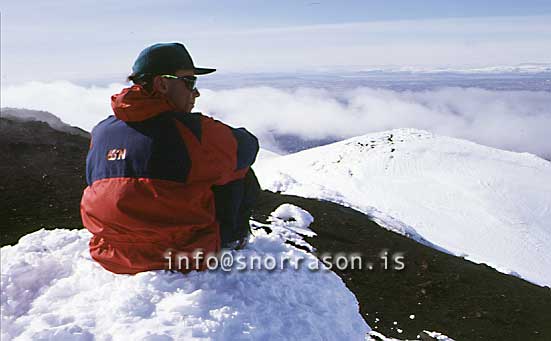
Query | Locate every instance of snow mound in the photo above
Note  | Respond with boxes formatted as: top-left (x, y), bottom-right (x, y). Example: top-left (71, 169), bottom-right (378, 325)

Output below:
top-left (270, 204), bottom-right (316, 237)
top-left (421, 330), bottom-right (456, 340)
top-left (255, 128), bottom-right (551, 286)
top-left (1, 206), bottom-right (368, 340)
top-left (247, 203), bottom-right (318, 253)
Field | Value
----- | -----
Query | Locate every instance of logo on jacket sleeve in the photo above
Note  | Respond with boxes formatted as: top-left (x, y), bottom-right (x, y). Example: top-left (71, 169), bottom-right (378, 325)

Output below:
top-left (107, 148), bottom-right (127, 160)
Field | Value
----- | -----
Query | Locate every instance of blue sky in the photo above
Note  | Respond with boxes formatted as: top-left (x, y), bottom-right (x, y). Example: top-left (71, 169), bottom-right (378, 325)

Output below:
top-left (2, 0), bottom-right (551, 84)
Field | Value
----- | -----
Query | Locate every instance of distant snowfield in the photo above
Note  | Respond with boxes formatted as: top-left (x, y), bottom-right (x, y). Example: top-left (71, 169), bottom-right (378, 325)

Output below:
top-left (255, 128), bottom-right (551, 287)
top-left (353, 63), bottom-right (551, 74)
top-left (1, 205), bottom-right (368, 340)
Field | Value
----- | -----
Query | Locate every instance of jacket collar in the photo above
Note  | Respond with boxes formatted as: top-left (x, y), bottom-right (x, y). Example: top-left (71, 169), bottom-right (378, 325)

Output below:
top-left (111, 85), bottom-right (177, 122)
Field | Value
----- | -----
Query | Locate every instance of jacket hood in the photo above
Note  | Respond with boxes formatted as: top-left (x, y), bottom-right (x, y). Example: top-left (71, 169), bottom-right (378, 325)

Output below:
top-left (111, 85), bottom-right (177, 122)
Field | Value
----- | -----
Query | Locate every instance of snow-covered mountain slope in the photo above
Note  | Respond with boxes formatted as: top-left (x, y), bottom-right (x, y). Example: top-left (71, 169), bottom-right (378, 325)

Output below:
top-left (255, 129), bottom-right (551, 287)
top-left (1, 205), bottom-right (369, 340)
top-left (257, 148), bottom-right (281, 161)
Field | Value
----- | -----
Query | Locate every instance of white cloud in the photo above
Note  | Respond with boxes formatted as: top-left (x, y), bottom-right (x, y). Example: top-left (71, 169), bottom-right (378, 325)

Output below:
top-left (2, 81), bottom-right (123, 131)
top-left (3, 81), bottom-right (551, 159)
top-left (198, 86), bottom-right (551, 158)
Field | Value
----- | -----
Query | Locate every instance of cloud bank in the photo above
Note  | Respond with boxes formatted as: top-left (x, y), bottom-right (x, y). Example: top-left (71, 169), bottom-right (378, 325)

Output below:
top-left (3, 81), bottom-right (551, 159)
top-left (2, 81), bottom-right (121, 132)
top-left (199, 86), bottom-right (551, 159)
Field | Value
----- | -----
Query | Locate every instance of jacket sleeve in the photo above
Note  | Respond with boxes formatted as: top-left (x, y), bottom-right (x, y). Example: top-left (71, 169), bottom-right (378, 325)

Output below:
top-left (200, 115), bottom-right (259, 185)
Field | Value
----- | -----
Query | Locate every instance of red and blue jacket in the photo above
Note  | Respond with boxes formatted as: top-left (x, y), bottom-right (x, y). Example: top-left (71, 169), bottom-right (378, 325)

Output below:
top-left (80, 85), bottom-right (258, 274)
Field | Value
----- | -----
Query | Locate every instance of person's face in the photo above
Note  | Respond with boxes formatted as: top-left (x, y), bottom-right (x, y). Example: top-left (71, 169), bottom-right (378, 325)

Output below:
top-left (153, 69), bottom-right (200, 113)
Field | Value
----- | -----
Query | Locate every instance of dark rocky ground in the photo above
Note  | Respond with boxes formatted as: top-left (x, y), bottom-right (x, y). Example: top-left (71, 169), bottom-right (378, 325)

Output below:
top-left (254, 193), bottom-right (551, 340)
top-left (1, 116), bottom-right (550, 340)
top-left (0, 117), bottom-right (88, 243)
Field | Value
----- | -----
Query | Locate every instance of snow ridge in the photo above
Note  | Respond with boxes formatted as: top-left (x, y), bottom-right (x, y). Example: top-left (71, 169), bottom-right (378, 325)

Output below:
top-left (256, 128), bottom-right (551, 286)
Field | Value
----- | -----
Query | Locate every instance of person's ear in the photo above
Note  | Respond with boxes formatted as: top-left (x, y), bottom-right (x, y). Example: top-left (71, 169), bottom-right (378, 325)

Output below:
top-left (152, 76), bottom-right (169, 94)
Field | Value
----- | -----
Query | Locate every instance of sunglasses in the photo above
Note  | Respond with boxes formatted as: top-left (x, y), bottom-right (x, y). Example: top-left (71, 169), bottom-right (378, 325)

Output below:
top-left (160, 75), bottom-right (197, 91)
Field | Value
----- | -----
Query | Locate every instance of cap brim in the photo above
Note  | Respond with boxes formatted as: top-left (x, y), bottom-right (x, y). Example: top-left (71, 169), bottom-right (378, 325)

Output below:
top-left (194, 67), bottom-right (216, 75)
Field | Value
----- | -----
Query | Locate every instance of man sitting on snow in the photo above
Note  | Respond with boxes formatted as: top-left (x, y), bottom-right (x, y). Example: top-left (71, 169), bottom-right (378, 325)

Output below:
top-left (81, 42), bottom-right (260, 274)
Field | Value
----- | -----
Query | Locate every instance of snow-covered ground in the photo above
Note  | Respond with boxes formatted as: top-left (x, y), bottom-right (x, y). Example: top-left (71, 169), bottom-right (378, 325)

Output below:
top-left (354, 63), bottom-right (551, 74)
top-left (256, 148), bottom-right (281, 161)
top-left (255, 128), bottom-right (551, 287)
top-left (1, 205), bottom-right (368, 340)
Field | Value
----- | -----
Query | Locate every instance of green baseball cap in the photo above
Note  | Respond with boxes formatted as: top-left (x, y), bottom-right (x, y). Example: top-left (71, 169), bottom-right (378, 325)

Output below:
top-left (131, 42), bottom-right (216, 78)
